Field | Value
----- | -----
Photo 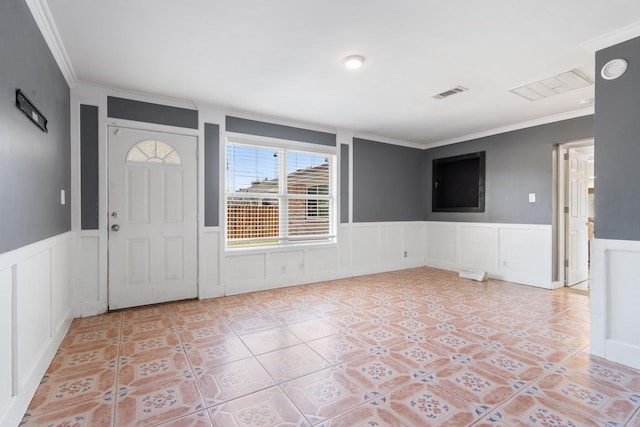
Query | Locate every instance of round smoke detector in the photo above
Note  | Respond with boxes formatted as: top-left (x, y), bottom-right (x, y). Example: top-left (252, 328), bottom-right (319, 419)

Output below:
top-left (601, 58), bottom-right (628, 80)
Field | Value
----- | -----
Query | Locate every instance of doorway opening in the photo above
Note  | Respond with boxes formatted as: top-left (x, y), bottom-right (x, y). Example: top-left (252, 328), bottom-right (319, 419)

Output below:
top-left (557, 140), bottom-right (594, 292)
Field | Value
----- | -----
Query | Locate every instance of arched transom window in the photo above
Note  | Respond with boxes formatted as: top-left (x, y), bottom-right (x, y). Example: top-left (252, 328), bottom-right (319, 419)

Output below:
top-left (126, 140), bottom-right (181, 165)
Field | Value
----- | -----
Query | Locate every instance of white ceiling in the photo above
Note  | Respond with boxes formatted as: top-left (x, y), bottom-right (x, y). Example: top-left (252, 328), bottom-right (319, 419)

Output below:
top-left (41, 0), bottom-right (640, 147)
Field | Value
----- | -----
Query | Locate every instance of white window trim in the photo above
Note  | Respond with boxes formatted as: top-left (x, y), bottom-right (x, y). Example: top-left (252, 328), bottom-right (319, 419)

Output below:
top-left (224, 134), bottom-right (337, 250)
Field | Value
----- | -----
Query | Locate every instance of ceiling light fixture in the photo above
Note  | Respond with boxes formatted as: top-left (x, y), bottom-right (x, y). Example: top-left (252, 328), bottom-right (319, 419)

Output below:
top-left (601, 58), bottom-right (627, 80)
top-left (344, 55), bottom-right (365, 70)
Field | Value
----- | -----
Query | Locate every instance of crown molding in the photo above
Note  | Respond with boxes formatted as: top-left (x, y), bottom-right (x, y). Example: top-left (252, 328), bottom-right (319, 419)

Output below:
top-left (25, 0), bottom-right (77, 86)
top-left (425, 107), bottom-right (595, 150)
top-left (581, 20), bottom-right (640, 52)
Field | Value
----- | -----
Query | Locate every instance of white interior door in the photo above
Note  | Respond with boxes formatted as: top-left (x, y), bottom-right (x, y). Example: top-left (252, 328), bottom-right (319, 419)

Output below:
top-left (566, 148), bottom-right (589, 286)
top-left (108, 127), bottom-right (197, 310)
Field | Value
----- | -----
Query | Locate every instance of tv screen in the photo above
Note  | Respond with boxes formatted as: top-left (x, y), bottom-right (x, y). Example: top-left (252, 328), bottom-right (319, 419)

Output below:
top-left (432, 151), bottom-right (485, 212)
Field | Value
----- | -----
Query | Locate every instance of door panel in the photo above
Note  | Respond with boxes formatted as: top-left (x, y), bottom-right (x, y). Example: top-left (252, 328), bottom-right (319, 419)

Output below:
top-left (566, 148), bottom-right (589, 286)
top-left (109, 127), bottom-right (197, 310)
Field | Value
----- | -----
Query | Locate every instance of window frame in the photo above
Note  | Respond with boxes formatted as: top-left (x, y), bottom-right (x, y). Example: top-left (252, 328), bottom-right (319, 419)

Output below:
top-left (224, 134), bottom-right (337, 249)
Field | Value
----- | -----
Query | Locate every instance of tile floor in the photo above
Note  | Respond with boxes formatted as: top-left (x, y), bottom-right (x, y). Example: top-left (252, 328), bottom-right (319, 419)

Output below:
top-left (21, 267), bottom-right (640, 426)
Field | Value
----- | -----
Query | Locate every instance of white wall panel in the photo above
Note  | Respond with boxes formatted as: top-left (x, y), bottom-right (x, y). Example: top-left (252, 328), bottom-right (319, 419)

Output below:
top-left (79, 236), bottom-right (100, 316)
top-left (0, 267), bottom-right (13, 418)
top-left (16, 250), bottom-right (51, 387)
top-left (200, 229), bottom-right (221, 298)
top-left (403, 224), bottom-right (425, 264)
top-left (591, 238), bottom-right (640, 370)
top-left (306, 247), bottom-right (338, 274)
top-left (500, 227), bottom-right (551, 287)
top-left (224, 253), bottom-right (266, 293)
top-left (351, 225), bottom-right (381, 269)
top-left (381, 225), bottom-right (403, 265)
top-left (426, 224), bottom-right (457, 266)
top-left (425, 222), bottom-right (552, 289)
top-left (458, 226), bottom-right (499, 271)
top-left (607, 250), bottom-right (640, 346)
top-left (51, 239), bottom-right (72, 336)
top-left (268, 250), bottom-right (304, 278)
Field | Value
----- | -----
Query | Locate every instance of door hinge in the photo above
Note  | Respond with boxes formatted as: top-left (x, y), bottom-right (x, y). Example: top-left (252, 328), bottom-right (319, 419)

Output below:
top-left (564, 206), bottom-right (569, 214)
top-left (196, 147), bottom-right (199, 159)
top-left (564, 259), bottom-right (569, 267)
top-left (564, 152), bottom-right (569, 161)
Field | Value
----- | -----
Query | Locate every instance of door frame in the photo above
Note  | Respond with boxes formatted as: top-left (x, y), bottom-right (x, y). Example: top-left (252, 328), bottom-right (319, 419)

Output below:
top-left (106, 123), bottom-right (200, 309)
top-left (556, 138), bottom-right (594, 287)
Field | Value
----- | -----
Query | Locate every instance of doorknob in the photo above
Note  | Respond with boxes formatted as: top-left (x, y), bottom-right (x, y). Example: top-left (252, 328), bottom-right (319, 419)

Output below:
top-left (111, 224), bottom-right (120, 232)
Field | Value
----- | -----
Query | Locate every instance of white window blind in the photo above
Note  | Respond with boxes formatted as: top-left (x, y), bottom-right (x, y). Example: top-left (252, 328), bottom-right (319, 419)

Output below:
top-left (226, 142), bottom-right (335, 247)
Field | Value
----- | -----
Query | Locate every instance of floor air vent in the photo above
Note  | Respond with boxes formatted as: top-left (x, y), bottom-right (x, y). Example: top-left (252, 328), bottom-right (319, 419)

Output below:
top-left (432, 85), bottom-right (468, 100)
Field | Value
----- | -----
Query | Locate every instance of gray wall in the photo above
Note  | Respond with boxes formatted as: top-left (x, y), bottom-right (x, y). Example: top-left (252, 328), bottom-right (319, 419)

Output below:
top-left (353, 138), bottom-right (425, 222)
top-left (424, 116), bottom-right (594, 224)
top-left (226, 116), bottom-right (336, 146)
top-left (80, 105), bottom-right (99, 230)
top-left (204, 123), bottom-right (220, 227)
top-left (0, 0), bottom-right (70, 254)
top-left (340, 144), bottom-right (349, 223)
top-left (107, 96), bottom-right (198, 129)
top-left (594, 36), bottom-right (640, 241)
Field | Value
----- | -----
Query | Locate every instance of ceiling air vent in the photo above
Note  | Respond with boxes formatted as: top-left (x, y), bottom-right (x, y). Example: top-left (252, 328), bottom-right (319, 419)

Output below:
top-left (432, 85), bottom-right (468, 100)
top-left (510, 70), bottom-right (592, 101)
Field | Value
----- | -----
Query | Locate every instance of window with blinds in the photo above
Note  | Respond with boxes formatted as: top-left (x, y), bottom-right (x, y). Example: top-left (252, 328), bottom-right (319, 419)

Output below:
top-left (225, 141), bottom-right (335, 247)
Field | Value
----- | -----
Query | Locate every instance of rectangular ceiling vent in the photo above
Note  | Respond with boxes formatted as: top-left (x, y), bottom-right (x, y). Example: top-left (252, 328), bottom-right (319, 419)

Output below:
top-left (432, 85), bottom-right (468, 100)
top-left (510, 70), bottom-right (593, 101)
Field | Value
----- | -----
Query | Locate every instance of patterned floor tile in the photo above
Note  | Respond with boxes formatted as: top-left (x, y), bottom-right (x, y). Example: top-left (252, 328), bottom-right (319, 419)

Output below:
top-left (46, 342), bottom-right (118, 378)
top-left (119, 351), bottom-right (192, 389)
top-left (173, 310), bottom-right (225, 330)
top-left (26, 366), bottom-right (116, 416)
top-left (477, 390), bottom-right (603, 426)
top-left (184, 336), bottom-right (253, 370)
top-left (501, 335), bottom-right (576, 365)
top-left (532, 367), bottom-right (640, 425)
top-left (341, 354), bottom-right (413, 397)
top-left (120, 333), bottom-right (182, 358)
top-left (430, 360), bottom-right (517, 408)
top-left (196, 358), bottom-right (276, 406)
top-left (209, 387), bottom-right (309, 426)
top-left (467, 347), bottom-right (549, 384)
top-left (307, 334), bottom-right (370, 364)
top-left (316, 401), bottom-right (408, 427)
top-left (156, 411), bottom-right (213, 426)
top-left (240, 327), bottom-right (303, 355)
top-left (170, 299), bottom-right (215, 314)
top-left (561, 351), bottom-right (640, 393)
top-left (59, 326), bottom-right (121, 349)
top-left (122, 316), bottom-right (176, 339)
top-left (21, 397), bottom-right (114, 427)
top-left (257, 344), bottom-right (331, 383)
top-left (628, 408), bottom-right (640, 427)
top-left (225, 312), bottom-right (282, 335)
top-left (116, 376), bottom-right (206, 426)
top-left (387, 340), bottom-right (455, 375)
top-left (178, 320), bottom-right (234, 344)
top-left (69, 312), bottom-right (122, 330)
top-left (122, 305), bottom-right (172, 321)
top-left (288, 318), bottom-right (342, 342)
top-left (378, 379), bottom-right (481, 426)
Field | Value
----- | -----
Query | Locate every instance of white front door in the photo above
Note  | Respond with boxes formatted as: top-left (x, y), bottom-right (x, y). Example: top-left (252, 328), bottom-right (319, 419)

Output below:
top-left (108, 127), bottom-right (198, 310)
top-left (566, 148), bottom-right (589, 286)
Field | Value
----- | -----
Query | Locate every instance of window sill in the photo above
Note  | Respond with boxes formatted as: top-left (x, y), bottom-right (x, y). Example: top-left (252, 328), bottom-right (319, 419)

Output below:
top-left (224, 239), bottom-right (337, 255)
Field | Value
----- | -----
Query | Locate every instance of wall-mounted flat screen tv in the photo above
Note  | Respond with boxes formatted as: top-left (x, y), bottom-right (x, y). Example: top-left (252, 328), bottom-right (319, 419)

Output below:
top-left (432, 151), bottom-right (485, 212)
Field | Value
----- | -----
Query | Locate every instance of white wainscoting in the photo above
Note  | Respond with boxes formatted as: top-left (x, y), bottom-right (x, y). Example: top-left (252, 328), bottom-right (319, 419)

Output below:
top-left (220, 222), bottom-right (425, 295)
top-left (0, 232), bottom-right (73, 427)
top-left (199, 228), bottom-right (221, 299)
top-left (350, 222), bottom-right (426, 277)
top-left (424, 222), bottom-right (553, 289)
top-left (590, 238), bottom-right (640, 370)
